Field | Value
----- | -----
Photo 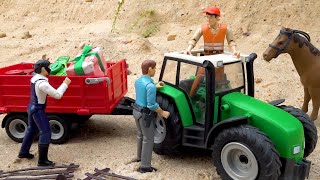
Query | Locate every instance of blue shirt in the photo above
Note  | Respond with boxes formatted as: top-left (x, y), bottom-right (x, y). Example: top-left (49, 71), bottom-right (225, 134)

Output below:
top-left (135, 75), bottom-right (159, 111)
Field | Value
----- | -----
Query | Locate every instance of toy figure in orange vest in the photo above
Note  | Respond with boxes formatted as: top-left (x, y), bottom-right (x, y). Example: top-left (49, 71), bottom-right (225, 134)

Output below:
top-left (185, 6), bottom-right (240, 97)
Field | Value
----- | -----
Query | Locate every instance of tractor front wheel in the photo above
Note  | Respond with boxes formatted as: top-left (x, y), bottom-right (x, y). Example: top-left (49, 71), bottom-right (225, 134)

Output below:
top-left (153, 94), bottom-right (182, 155)
top-left (212, 125), bottom-right (281, 180)
top-left (277, 105), bottom-right (317, 157)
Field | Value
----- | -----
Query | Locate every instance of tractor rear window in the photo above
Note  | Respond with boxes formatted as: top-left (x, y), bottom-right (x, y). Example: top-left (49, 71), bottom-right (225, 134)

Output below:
top-left (220, 62), bottom-right (244, 93)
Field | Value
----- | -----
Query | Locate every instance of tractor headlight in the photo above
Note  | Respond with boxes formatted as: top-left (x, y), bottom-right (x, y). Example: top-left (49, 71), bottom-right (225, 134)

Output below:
top-left (217, 61), bottom-right (223, 68)
top-left (293, 146), bottom-right (301, 155)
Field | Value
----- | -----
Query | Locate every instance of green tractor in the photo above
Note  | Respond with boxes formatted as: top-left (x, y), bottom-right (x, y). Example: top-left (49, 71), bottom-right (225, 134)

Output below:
top-left (153, 50), bottom-right (317, 180)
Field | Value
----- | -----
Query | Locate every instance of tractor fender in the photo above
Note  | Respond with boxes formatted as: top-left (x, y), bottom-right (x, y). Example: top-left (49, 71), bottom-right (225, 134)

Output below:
top-left (205, 116), bottom-right (248, 148)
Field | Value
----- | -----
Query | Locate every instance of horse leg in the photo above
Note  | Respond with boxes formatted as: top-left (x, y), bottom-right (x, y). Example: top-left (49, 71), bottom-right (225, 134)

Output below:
top-left (308, 88), bottom-right (320, 121)
top-left (302, 87), bottom-right (311, 113)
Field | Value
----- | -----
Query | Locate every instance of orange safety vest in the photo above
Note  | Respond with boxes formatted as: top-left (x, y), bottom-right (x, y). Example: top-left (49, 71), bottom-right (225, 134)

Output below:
top-left (202, 23), bottom-right (227, 55)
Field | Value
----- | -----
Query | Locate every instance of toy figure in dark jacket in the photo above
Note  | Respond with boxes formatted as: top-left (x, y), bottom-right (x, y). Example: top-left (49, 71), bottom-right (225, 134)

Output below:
top-left (18, 56), bottom-right (71, 167)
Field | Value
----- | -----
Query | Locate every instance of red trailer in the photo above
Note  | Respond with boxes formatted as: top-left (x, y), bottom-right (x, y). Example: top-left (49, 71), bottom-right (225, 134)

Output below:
top-left (0, 59), bottom-right (134, 144)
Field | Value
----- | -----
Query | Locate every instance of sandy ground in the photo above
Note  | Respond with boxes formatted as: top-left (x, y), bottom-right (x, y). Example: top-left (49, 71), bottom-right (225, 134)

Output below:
top-left (0, 0), bottom-right (320, 179)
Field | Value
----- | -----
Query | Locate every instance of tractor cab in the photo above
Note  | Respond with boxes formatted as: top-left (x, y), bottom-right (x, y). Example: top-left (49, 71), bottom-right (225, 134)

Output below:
top-left (159, 50), bottom-right (255, 127)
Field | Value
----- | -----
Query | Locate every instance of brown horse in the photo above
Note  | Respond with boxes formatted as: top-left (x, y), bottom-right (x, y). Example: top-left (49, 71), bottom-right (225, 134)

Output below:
top-left (263, 27), bottom-right (320, 120)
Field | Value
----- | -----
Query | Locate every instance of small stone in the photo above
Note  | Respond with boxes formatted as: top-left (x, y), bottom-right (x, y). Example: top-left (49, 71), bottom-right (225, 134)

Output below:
top-left (21, 31), bottom-right (32, 39)
top-left (167, 34), bottom-right (177, 41)
top-left (242, 32), bottom-right (250, 36)
top-left (121, 40), bottom-right (132, 44)
top-left (0, 32), bottom-right (6, 38)
top-left (85, 0), bottom-right (93, 2)
top-left (255, 78), bottom-right (262, 83)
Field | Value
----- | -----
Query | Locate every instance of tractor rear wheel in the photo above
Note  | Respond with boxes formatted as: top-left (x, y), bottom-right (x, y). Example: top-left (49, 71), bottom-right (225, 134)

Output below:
top-left (153, 94), bottom-right (182, 155)
top-left (277, 105), bottom-right (317, 157)
top-left (212, 125), bottom-right (281, 180)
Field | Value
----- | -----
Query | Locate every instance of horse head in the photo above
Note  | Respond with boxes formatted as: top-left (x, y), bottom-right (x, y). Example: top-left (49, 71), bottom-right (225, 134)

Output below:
top-left (263, 27), bottom-right (311, 62)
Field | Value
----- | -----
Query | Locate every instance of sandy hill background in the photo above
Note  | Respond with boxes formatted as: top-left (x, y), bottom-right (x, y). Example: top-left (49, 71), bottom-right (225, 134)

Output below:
top-left (0, 0), bottom-right (320, 179)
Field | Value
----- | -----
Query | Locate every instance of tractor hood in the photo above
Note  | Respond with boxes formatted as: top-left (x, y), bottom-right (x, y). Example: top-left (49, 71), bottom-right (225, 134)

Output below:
top-left (220, 92), bottom-right (304, 162)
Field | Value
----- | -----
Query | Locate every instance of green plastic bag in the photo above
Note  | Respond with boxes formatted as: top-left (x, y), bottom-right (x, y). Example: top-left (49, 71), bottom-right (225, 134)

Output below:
top-left (50, 56), bottom-right (70, 76)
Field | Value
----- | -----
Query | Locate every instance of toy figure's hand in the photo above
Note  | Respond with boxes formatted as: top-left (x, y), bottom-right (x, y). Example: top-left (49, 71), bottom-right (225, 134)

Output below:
top-left (184, 50), bottom-right (192, 55)
top-left (63, 77), bottom-right (71, 86)
top-left (156, 81), bottom-right (165, 89)
top-left (161, 110), bottom-right (170, 119)
top-left (185, 44), bottom-right (194, 55)
top-left (233, 51), bottom-right (240, 58)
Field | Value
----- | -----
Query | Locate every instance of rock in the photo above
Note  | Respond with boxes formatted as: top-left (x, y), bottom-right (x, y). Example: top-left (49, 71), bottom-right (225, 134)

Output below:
top-left (242, 32), bottom-right (251, 36)
top-left (121, 39), bottom-right (132, 44)
top-left (85, 0), bottom-right (93, 2)
top-left (255, 78), bottom-right (263, 83)
top-left (21, 31), bottom-right (32, 39)
top-left (0, 32), bottom-right (6, 38)
top-left (167, 34), bottom-right (177, 41)
top-left (241, 25), bottom-right (250, 37)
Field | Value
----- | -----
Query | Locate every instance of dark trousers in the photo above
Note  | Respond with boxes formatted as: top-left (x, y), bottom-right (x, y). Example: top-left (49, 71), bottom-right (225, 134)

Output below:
top-left (20, 110), bottom-right (51, 154)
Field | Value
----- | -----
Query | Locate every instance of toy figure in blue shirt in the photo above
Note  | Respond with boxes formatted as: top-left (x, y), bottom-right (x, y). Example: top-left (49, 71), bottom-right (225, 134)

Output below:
top-left (133, 60), bottom-right (170, 173)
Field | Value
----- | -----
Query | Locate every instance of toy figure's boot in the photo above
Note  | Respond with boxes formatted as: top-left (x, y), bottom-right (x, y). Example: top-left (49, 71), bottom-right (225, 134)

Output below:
top-left (18, 152), bottom-right (34, 159)
top-left (18, 135), bottom-right (34, 159)
top-left (38, 144), bottom-right (55, 167)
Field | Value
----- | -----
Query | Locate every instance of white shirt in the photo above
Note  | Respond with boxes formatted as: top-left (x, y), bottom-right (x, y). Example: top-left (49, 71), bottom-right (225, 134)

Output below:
top-left (31, 74), bottom-right (68, 104)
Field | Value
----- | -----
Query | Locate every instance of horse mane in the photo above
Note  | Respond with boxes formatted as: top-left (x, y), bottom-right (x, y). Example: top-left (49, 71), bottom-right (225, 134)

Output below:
top-left (292, 30), bottom-right (320, 56)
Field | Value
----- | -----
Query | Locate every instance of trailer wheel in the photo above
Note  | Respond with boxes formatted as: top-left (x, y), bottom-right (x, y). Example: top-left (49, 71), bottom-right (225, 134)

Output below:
top-left (48, 115), bottom-right (71, 144)
top-left (153, 94), bottom-right (182, 155)
top-left (212, 125), bottom-right (281, 180)
top-left (277, 105), bottom-right (318, 157)
top-left (5, 114), bottom-right (28, 143)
